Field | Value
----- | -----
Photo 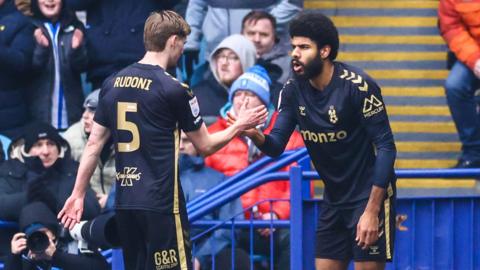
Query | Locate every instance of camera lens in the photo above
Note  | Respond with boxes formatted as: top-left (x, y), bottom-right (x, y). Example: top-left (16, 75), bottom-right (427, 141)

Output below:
top-left (27, 231), bottom-right (49, 253)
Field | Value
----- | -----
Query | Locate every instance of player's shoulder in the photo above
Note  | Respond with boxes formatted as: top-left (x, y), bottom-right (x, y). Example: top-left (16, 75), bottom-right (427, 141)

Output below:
top-left (280, 77), bottom-right (302, 95)
top-left (336, 62), bottom-right (378, 93)
top-left (160, 71), bottom-right (195, 97)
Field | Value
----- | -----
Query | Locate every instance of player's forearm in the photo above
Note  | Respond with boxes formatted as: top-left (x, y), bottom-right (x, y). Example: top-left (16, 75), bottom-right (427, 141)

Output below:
top-left (72, 142), bottom-right (102, 197)
top-left (364, 185), bottom-right (386, 215)
top-left (201, 124), bottom-right (242, 156)
top-left (72, 124), bottom-right (110, 197)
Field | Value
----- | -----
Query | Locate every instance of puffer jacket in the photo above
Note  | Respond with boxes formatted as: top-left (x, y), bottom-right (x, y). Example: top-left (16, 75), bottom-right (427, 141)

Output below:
top-left (205, 111), bottom-right (304, 219)
top-left (0, 11), bottom-right (34, 135)
top-left (439, 0), bottom-right (480, 69)
top-left (63, 121), bottom-right (116, 195)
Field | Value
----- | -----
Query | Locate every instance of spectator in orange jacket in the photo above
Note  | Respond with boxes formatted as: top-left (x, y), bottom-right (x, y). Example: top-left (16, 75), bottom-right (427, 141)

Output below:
top-left (205, 65), bottom-right (303, 270)
top-left (439, 0), bottom-right (480, 168)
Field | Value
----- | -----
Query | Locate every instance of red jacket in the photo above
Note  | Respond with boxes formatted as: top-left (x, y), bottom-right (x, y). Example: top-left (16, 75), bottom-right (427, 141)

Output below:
top-left (439, 0), bottom-right (480, 69)
top-left (205, 112), bottom-right (304, 219)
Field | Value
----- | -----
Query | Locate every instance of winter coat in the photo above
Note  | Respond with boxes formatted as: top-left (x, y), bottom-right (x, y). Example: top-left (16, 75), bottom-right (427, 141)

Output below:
top-left (179, 154), bottom-right (243, 263)
top-left (63, 121), bottom-right (116, 195)
top-left (0, 137), bottom-right (101, 255)
top-left (0, 11), bottom-right (34, 134)
top-left (193, 34), bottom-right (256, 121)
top-left (439, 0), bottom-right (480, 70)
top-left (205, 111), bottom-right (304, 219)
top-left (26, 14), bottom-right (87, 129)
top-left (66, 0), bottom-right (179, 88)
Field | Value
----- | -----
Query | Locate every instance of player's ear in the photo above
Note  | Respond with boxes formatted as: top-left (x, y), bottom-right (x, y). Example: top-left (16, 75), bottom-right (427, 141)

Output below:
top-left (167, 35), bottom-right (177, 49)
top-left (320, 45), bottom-right (331, 60)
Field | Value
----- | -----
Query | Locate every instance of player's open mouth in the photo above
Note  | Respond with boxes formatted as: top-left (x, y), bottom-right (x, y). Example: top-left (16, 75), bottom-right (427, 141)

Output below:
top-left (292, 62), bottom-right (304, 73)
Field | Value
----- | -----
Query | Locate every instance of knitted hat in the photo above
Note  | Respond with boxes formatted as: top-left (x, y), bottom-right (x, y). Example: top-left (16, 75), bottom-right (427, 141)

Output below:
top-left (229, 65), bottom-right (271, 106)
top-left (83, 89), bottom-right (100, 110)
top-left (19, 202), bottom-right (59, 235)
top-left (23, 122), bottom-right (68, 152)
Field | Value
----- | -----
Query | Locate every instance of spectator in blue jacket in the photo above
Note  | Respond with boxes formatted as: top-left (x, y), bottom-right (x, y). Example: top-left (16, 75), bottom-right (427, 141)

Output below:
top-left (179, 131), bottom-right (249, 270)
top-left (0, 1), bottom-right (34, 137)
top-left (65, 0), bottom-right (179, 89)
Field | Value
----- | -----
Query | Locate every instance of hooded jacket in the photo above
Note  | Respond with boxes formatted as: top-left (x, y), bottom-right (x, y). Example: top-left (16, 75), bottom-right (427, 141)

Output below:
top-left (439, 0), bottom-right (480, 70)
top-left (260, 41), bottom-right (292, 84)
top-left (18, 0), bottom-right (87, 129)
top-left (205, 111), bottom-right (304, 219)
top-left (0, 133), bottom-right (101, 255)
top-left (0, 134), bottom-right (100, 221)
top-left (193, 34), bottom-right (256, 122)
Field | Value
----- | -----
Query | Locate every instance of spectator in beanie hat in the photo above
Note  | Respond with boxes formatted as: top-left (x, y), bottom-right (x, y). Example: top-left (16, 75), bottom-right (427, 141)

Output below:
top-left (205, 65), bottom-right (304, 270)
top-left (0, 122), bottom-right (100, 256)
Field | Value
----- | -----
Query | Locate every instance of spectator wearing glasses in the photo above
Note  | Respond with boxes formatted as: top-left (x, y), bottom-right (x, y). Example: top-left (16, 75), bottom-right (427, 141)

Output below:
top-left (192, 34), bottom-right (256, 124)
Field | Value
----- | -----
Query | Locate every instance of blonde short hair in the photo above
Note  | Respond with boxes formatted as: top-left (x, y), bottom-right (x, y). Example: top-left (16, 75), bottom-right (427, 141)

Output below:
top-left (143, 10), bottom-right (191, 52)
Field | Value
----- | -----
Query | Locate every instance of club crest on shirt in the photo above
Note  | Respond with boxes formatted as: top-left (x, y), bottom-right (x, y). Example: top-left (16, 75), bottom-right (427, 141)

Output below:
top-left (189, 97), bottom-right (200, 117)
top-left (328, 105), bottom-right (338, 124)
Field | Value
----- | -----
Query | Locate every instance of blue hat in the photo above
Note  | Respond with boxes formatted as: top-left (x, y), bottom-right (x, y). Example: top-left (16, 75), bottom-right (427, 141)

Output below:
top-left (229, 65), bottom-right (271, 106)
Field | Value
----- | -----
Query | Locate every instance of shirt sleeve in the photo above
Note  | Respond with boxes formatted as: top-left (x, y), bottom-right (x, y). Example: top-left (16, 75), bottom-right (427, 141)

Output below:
top-left (351, 76), bottom-right (397, 189)
top-left (167, 83), bottom-right (204, 132)
top-left (259, 81), bottom-right (298, 157)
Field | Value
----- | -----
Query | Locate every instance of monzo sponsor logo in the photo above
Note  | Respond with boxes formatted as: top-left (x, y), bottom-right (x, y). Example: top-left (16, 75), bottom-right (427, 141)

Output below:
top-left (300, 129), bottom-right (347, 143)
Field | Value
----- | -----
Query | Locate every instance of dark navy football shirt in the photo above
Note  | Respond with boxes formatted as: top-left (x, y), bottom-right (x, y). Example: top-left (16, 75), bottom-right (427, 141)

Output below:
top-left (94, 63), bottom-right (203, 213)
top-left (260, 62), bottom-right (396, 207)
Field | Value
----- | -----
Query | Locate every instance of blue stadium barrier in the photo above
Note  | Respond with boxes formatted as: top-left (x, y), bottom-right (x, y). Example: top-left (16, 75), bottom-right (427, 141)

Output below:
top-left (1, 151), bottom-right (479, 269)
top-left (289, 166), bottom-right (480, 270)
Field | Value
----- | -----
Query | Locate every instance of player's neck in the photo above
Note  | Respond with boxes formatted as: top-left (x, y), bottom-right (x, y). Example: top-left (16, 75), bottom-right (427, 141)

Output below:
top-left (138, 51), bottom-right (170, 70)
top-left (309, 61), bottom-right (334, 91)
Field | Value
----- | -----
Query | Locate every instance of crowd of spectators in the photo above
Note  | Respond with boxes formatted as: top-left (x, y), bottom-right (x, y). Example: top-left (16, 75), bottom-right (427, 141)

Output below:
top-left (0, 0), bottom-right (304, 268)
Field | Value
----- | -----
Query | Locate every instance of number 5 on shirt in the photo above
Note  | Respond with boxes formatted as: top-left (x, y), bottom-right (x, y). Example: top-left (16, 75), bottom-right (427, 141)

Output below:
top-left (117, 102), bottom-right (140, 152)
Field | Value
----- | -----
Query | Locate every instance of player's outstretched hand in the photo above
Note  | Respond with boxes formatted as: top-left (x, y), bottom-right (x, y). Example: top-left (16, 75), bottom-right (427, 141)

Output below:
top-left (57, 194), bottom-right (85, 230)
top-left (234, 97), bottom-right (268, 131)
top-left (226, 111), bottom-right (261, 138)
top-left (355, 211), bottom-right (379, 250)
